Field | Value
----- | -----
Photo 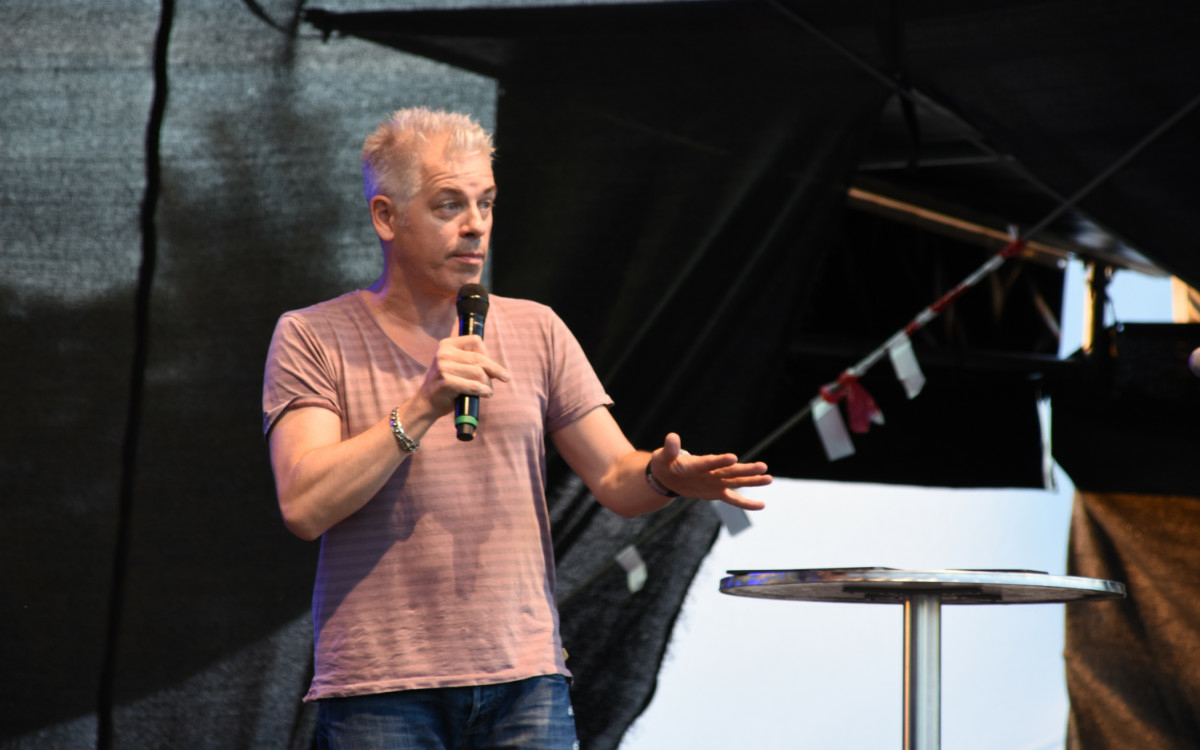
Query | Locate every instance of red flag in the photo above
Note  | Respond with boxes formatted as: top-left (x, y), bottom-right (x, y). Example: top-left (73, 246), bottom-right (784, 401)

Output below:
top-left (837, 373), bottom-right (884, 434)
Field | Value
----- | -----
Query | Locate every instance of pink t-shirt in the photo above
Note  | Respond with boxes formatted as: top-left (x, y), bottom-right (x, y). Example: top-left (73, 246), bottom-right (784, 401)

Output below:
top-left (262, 292), bottom-right (611, 700)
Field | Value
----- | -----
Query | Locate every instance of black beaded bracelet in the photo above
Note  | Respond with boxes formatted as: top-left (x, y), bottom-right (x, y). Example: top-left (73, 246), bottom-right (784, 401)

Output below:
top-left (644, 459), bottom-right (679, 498)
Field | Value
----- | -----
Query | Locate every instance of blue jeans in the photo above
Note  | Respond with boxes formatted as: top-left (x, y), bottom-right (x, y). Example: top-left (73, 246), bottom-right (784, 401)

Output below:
top-left (316, 675), bottom-right (580, 750)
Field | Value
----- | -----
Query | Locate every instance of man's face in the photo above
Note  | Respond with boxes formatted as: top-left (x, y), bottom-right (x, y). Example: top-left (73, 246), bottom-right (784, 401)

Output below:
top-left (390, 141), bottom-right (496, 299)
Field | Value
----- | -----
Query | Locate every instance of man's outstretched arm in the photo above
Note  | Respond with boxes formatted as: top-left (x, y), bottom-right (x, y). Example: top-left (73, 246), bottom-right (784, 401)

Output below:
top-left (550, 407), bottom-right (772, 519)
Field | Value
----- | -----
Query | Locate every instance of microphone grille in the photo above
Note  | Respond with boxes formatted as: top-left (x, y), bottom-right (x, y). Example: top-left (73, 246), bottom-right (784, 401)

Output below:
top-left (456, 283), bottom-right (489, 317)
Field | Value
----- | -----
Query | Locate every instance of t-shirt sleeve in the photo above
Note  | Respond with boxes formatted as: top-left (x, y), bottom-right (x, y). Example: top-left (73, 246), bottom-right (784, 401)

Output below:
top-left (262, 311), bottom-right (343, 437)
top-left (542, 308), bottom-right (613, 434)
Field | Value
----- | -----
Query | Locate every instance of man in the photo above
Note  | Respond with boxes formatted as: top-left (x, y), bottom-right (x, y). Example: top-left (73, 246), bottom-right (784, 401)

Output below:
top-left (262, 107), bottom-right (772, 749)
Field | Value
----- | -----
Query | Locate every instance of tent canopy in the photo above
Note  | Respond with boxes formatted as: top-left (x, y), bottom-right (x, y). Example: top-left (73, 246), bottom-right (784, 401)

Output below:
top-left (304, 0), bottom-right (1200, 491)
top-left (305, 0), bottom-right (1200, 283)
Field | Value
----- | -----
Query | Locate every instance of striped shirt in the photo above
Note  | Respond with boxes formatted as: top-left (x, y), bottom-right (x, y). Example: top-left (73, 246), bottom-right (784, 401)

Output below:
top-left (263, 291), bottom-right (611, 700)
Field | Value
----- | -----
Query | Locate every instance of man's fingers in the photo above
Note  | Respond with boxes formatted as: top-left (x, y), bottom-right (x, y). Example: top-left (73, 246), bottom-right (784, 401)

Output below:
top-left (711, 461), bottom-right (769, 479)
top-left (720, 492), bottom-right (767, 511)
top-left (661, 432), bottom-right (683, 461)
top-left (726, 473), bottom-right (774, 489)
top-left (436, 342), bottom-right (511, 385)
top-left (453, 335), bottom-right (509, 377)
top-left (680, 452), bottom-right (740, 473)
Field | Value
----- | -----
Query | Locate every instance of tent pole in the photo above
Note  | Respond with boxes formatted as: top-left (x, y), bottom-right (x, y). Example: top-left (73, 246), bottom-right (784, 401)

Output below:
top-left (1082, 262), bottom-right (1113, 359)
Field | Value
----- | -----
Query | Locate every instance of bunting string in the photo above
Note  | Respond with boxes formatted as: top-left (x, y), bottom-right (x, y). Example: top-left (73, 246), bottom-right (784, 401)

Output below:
top-left (557, 81), bottom-right (1200, 607)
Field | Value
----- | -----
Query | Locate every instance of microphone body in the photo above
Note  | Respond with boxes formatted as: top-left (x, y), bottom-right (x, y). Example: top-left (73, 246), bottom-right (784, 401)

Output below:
top-left (455, 283), bottom-right (490, 441)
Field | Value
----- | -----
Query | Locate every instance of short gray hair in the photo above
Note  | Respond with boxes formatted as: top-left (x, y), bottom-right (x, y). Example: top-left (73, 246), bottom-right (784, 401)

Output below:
top-left (361, 107), bottom-right (495, 205)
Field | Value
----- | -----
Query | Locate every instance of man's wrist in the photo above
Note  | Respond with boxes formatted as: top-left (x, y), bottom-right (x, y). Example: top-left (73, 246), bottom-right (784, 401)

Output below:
top-left (644, 458), bottom-right (679, 498)
top-left (389, 407), bottom-right (420, 454)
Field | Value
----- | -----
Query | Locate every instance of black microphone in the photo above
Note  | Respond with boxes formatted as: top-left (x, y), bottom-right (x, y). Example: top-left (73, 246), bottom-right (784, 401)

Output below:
top-left (455, 283), bottom-right (489, 441)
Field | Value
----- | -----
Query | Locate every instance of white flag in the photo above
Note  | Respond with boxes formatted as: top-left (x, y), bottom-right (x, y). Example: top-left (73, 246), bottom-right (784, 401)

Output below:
top-left (812, 396), bottom-right (855, 461)
top-left (614, 544), bottom-right (648, 593)
top-left (888, 333), bottom-right (926, 399)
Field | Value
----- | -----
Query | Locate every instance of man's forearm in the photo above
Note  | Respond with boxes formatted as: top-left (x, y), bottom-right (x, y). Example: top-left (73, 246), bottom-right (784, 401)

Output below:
top-left (591, 448), bottom-right (677, 519)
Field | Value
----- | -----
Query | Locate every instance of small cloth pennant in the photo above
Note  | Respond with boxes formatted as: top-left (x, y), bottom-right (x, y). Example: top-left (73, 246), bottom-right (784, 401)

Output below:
top-left (711, 502), bottom-right (752, 536)
top-left (614, 544), bottom-right (648, 593)
top-left (838, 373), bottom-right (884, 434)
top-left (887, 333), bottom-right (926, 399)
top-left (812, 394), bottom-right (855, 461)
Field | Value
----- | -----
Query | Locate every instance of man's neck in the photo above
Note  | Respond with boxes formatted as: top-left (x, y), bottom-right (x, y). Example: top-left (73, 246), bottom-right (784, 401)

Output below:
top-left (359, 282), bottom-right (459, 367)
top-left (366, 272), bottom-right (458, 326)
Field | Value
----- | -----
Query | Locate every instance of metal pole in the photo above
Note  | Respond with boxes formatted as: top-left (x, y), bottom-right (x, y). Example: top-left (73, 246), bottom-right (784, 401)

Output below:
top-left (904, 593), bottom-right (941, 750)
top-left (1083, 262), bottom-right (1113, 359)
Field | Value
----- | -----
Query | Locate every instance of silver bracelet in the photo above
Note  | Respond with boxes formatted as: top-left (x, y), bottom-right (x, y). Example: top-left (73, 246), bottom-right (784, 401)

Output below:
top-left (645, 459), bottom-right (679, 498)
top-left (389, 407), bottom-right (420, 454)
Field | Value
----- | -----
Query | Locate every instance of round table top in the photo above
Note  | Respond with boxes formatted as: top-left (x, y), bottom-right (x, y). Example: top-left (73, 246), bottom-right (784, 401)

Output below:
top-left (719, 567), bottom-right (1126, 605)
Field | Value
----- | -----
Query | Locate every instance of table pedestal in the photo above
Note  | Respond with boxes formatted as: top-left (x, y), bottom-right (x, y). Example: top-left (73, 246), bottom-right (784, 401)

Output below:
top-left (906, 593), bottom-right (940, 750)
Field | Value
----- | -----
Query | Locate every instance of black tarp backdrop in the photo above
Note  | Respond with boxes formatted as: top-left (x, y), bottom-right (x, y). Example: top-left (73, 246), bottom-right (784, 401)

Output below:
top-left (3, 0), bottom-right (160, 744)
top-left (490, 38), bottom-right (899, 747)
top-left (4, 0), bottom-right (1200, 749)
top-left (4, 1), bottom-right (498, 747)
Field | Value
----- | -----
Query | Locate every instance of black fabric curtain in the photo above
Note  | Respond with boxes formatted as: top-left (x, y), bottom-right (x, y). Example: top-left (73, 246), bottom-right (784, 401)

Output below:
top-left (3, 1), bottom-right (497, 746)
top-left (2, 1), bottom-right (888, 748)
top-left (7, 1), bottom-right (1199, 749)
top-left (488, 58), bottom-right (891, 744)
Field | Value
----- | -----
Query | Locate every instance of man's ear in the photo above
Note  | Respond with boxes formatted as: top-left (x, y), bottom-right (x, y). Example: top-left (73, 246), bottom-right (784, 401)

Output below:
top-left (369, 194), bottom-right (397, 241)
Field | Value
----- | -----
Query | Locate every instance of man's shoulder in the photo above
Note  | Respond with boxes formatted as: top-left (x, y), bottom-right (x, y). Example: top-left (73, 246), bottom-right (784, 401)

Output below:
top-left (271, 292), bottom-right (372, 353)
top-left (490, 293), bottom-right (552, 317)
top-left (278, 291), bottom-right (363, 327)
top-left (284, 291), bottom-right (360, 317)
top-left (490, 294), bottom-right (568, 331)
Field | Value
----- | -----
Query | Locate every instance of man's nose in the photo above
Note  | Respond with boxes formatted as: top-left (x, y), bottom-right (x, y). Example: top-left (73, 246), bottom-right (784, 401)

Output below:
top-left (461, 203), bottom-right (489, 236)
